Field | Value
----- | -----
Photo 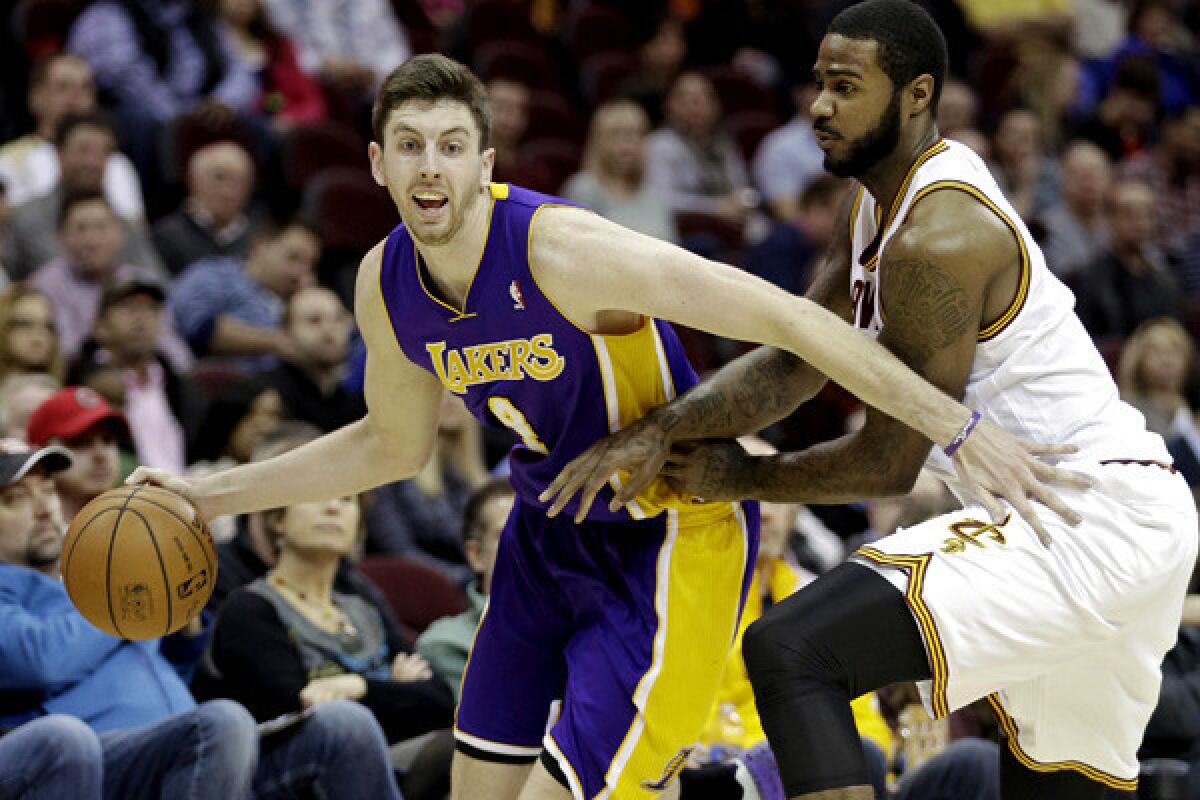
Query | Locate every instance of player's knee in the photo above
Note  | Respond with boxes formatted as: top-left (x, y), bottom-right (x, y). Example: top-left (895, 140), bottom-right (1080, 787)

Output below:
top-left (744, 606), bottom-right (840, 700)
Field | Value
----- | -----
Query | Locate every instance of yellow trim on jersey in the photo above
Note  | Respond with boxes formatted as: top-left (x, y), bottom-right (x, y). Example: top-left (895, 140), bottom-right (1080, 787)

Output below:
top-left (905, 180), bottom-right (1031, 341)
top-left (598, 506), bottom-right (751, 799)
top-left (862, 139), bottom-right (950, 272)
top-left (848, 186), bottom-right (865, 250)
top-left (855, 548), bottom-right (950, 718)
top-left (985, 694), bottom-right (1139, 792)
top-left (412, 188), bottom-right (502, 320)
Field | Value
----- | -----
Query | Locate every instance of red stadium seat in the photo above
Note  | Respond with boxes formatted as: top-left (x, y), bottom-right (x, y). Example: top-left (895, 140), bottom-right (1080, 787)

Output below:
top-left (474, 40), bottom-right (562, 90)
top-left (518, 138), bottom-right (581, 193)
top-left (162, 110), bottom-right (257, 184)
top-left (725, 110), bottom-right (782, 161)
top-left (526, 90), bottom-right (586, 145)
top-left (15, 0), bottom-right (86, 58)
top-left (579, 51), bottom-right (640, 106)
top-left (304, 167), bottom-right (398, 254)
top-left (357, 556), bottom-right (469, 635)
top-left (466, 0), bottom-right (540, 49)
top-left (698, 65), bottom-right (779, 117)
top-left (566, 4), bottom-right (634, 62)
top-left (282, 121), bottom-right (366, 190)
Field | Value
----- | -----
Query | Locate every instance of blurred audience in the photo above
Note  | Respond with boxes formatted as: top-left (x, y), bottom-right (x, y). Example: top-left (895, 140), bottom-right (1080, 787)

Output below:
top-left (563, 99), bottom-right (677, 243)
top-left (1119, 104), bottom-right (1200, 255)
top-left (1038, 140), bottom-right (1113, 281)
top-left (1076, 178), bottom-right (1182, 337)
top-left (261, 0), bottom-right (410, 94)
top-left (211, 0), bottom-right (327, 127)
top-left (208, 491), bottom-right (455, 745)
top-left (645, 71), bottom-right (755, 225)
top-left (752, 81), bottom-right (824, 221)
top-left (937, 78), bottom-right (979, 138)
top-left (486, 78), bottom-right (530, 182)
top-left (987, 107), bottom-right (1060, 221)
top-left (28, 191), bottom-right (189, 368)
top-left (152, 141), bottom-right (257, 277)
top-left (0, 54), bottom-right (145, 220)
top-left (169, 216), bottom-right (319, 370)
top-left (416, 477), bottom-right (513, 700)
top-left (743, 175), bottom-right (846, 296)
top-left (70, 279), bottom-right (203, 474)
top-left (1069, 54), bottom-right (1162, 162)
top-left (0, 286), bottom-right (65, 383)
top-left (1117, 318), bottom-right (1200, 485)
top-left (366, 393), bottom-right (486, 584)
top-left (0, 373), bottom-right (60, 440)
top-left (0, 438), bottom-right (402, 799)
top-left (5, 112), bottom-right (162, 280)
top-left (265, 286), bottom-right (363, 433)
top-left (0, 715), bottom-right (103, 800)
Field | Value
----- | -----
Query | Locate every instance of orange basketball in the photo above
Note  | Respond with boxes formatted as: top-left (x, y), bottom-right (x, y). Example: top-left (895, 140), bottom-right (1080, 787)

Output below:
top-left (62, 485), bottom-right (217, 640)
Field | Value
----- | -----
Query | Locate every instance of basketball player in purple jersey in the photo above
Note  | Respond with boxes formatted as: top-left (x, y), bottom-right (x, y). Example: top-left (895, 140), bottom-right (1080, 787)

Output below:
top-left (132, 54), bottom-right (1087, 800)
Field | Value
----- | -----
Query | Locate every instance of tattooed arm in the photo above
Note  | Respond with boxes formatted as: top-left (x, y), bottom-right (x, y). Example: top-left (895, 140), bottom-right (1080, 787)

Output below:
top-left (664, 190), bottom-right (1010, 503)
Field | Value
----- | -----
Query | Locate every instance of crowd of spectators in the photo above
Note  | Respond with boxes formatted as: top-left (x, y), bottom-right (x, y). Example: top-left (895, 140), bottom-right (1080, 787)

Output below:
top-left (0, 0), bottom-right (1197, 797)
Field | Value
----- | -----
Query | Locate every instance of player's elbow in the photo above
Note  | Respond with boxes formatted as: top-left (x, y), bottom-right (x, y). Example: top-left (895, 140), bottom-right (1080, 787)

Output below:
top-left (878, 457), bottom-right (925, 496)
top-left (362, 417), bottom-right (433, 481)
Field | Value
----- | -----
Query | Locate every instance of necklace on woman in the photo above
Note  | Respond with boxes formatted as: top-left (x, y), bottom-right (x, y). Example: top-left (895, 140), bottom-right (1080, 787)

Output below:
top-left (268, 572), bottom-right (359, 638)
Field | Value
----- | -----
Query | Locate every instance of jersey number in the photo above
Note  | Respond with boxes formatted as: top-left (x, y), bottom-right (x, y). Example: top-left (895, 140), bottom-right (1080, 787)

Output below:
top-left (488, 397), bottom-right (549, 454)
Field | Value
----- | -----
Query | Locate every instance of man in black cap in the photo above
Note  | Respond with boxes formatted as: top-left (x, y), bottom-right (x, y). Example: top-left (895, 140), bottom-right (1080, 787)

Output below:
top-left (70, 278), bottom-right (203, 472)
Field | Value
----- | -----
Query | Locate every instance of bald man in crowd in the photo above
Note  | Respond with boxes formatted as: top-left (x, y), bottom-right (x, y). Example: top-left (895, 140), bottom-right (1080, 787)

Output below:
top-left (152, 142), bottom-right (256, 276)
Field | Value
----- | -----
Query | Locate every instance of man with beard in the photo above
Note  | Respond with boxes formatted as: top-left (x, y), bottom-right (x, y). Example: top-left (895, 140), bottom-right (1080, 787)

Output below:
top-left (544, 2), bottom-right (1196, 799)
top-left (129, 53), bottom-right (1083, 800)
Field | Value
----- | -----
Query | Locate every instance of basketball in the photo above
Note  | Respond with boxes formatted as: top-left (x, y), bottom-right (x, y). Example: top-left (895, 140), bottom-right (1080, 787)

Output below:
top-left (62, 485), bottom-right (217, 640)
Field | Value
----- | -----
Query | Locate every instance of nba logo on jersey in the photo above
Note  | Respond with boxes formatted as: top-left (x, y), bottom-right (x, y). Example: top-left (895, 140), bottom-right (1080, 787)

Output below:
top-left (509, 279), bottom-right (526, 311)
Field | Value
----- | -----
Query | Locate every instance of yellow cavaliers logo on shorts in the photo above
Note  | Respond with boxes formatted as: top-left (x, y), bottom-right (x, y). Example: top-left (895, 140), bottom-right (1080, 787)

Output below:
top-left (426, 334), bottom-right (565, 394)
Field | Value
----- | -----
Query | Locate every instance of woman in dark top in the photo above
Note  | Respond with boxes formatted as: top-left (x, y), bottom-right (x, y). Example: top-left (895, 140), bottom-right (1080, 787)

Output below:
top-left (210, 492), bottom-right (454, 744)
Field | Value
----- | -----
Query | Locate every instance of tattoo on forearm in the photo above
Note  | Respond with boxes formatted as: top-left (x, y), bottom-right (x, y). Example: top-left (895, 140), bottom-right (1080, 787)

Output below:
top-left (880, 256), bottom-right (971, 366)
top-left (665, 349), bottom-right (805, 438)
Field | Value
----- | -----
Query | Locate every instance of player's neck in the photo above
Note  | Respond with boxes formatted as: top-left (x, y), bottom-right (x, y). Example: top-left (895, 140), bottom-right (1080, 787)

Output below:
top-left (858, 125), bottom-right (940, 218)
top-left (413, 193), bottom-right (494, 306)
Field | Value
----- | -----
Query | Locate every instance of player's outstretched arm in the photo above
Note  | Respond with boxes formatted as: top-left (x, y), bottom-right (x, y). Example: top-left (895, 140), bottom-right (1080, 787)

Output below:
top-left (532, 206), bottom-right (1089, 536)
top-left (129, 243), bottom-right (445, 521)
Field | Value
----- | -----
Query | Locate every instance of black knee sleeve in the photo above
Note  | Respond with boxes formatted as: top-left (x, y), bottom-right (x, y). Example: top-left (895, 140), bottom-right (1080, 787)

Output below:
top-left (743, 561), bottom-right (932, 796)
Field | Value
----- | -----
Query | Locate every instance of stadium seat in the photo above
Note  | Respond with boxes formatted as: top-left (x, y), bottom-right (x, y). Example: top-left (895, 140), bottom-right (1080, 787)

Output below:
top-left (579, 51), bottom-right (640, 106)
top-left (304, 167), bottom-right (398, 254)
top-left (466, 0), bottom-right (540, 49)
top-left (526, 90), bottom-right (586, 145)
top-left (566, 3), bottom-right (634, 62)
top-left (160, 110), bottom-right (257, 186)
top-left (518, 138), bottom-right (581, 193)
top-left (15, 0), bottom-right (85, 58)
top-left (725, 110), bottom-right (782, 161)
top-left (282, 121), bottom-right (366, 191)
top-left (698, 65), bottom-right (779, 117)
top-left (357, 556), bottom-right (469, 635)
top-left (474, 39), bottom-right (562, 90)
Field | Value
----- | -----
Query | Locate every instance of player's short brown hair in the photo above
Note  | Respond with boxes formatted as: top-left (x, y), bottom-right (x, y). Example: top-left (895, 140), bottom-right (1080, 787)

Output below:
top-left (372, 54), bottom-right (491, 150)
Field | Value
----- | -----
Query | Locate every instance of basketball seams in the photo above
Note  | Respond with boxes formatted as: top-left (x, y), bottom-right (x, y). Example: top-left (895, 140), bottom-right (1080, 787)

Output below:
top-left (120, 506), bottom-right (174, 637)
top-left (62, 508), bottom-right (121, 589)
top-left (125, 491), bottom-right (216, 582)
top-left (103, 487), bottom-right (145, 639)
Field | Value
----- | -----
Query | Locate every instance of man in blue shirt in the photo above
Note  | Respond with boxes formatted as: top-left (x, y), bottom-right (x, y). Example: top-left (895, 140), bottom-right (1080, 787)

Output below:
top-left (0, 438), bottom-right (400, 799)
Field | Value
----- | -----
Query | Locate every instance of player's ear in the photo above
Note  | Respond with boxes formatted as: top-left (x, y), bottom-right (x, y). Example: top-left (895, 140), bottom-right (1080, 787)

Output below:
top-left (368, 141), bottom-right (386, 187)
top-left (480, 147), bottom-right (495, 189)
top-left (908, 74), bottom-right (935, 118)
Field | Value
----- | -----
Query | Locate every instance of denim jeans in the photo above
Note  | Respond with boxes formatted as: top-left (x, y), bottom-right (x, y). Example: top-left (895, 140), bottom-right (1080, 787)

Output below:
top-left (99, 699), bottom-right (402, 799)
top-left (0, 715), bottom-right (103, 800)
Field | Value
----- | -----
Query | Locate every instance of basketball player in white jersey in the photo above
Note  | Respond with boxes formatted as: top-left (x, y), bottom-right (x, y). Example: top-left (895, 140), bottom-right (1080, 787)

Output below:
top-left (543, 1), bottom-right (1197, 797)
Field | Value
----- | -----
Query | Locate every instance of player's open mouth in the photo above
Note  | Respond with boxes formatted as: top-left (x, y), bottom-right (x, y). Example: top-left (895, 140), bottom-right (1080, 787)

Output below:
top-left (413, 192), bottom-right (448, 211)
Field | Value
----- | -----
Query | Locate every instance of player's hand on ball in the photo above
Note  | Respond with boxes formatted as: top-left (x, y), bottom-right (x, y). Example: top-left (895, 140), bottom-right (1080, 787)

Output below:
top-left (391, 653), bottom-right (433, 682)
top-left (951, 418), bottom-right (1092, 547)
top-left (661, 440), bottom-right (750, 501)
top-left (299, 674), bottom-right (367, 708)
top-left (125, 467), bottom-right (207, 521)
top-left (540, 409), bottom-right (674, 523)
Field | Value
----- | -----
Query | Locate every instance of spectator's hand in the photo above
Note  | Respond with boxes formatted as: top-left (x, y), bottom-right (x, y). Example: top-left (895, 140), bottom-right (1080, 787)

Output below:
top-left (300, 674), bottom-right (367, 707)
top-left (391, 653), bottom-right (433, 683)
top-left (124, 468), bottom-right (211, 522)
top-left (661, 440), bottom-right (750, 501)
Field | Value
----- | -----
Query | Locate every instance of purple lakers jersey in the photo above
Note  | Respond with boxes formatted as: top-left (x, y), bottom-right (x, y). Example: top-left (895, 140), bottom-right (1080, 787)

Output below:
top-left (378, 183), bottom-right (703, 523)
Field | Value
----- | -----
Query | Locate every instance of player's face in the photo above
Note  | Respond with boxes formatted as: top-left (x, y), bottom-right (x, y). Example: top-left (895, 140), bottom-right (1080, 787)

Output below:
top-left (369, 99), bottom-right (494, 247)
top-left (811, 35), bottom-right (904, 178)
top-left (279, 495), bottom-right (360, 556)
top-left (0, 469), bottom-right (65, 570)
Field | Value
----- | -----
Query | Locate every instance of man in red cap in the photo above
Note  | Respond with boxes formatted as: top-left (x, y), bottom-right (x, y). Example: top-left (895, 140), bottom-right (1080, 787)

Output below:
top-left (26, 386), bottom-right (130, 521)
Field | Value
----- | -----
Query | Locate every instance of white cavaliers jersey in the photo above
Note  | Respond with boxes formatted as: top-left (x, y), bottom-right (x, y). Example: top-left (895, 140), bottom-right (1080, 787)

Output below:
top-left (847, 138), bottom-right (1169, 492)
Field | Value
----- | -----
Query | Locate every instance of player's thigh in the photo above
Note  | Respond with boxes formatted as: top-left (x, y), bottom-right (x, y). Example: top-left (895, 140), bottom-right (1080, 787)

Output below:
top-left (452, 750), bottom-right (535, 800)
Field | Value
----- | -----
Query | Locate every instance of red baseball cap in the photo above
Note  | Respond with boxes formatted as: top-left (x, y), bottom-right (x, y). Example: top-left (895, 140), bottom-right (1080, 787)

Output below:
top-left (26, 387), bottom-right (131, 447)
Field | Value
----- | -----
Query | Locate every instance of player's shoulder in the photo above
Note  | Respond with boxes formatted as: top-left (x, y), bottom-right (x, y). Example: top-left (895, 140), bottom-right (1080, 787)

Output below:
top-left (895, 185), bottom-right (1013, 266)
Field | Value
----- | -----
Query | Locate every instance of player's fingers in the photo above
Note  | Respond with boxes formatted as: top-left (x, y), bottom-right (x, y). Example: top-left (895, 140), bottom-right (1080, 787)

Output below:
top-left (574, 469), bottom-right (612, 525)
top-left (1019, 440), bottom-right (1079, 457)
top-left (1025, 477), bottom-right (1082, 527)
top-left (1031, 460), bottom-right (1094, 491)
top-left (611, 456), bottom-right (664, 511)
top-left (544, 452), bottom-right (600, 517)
